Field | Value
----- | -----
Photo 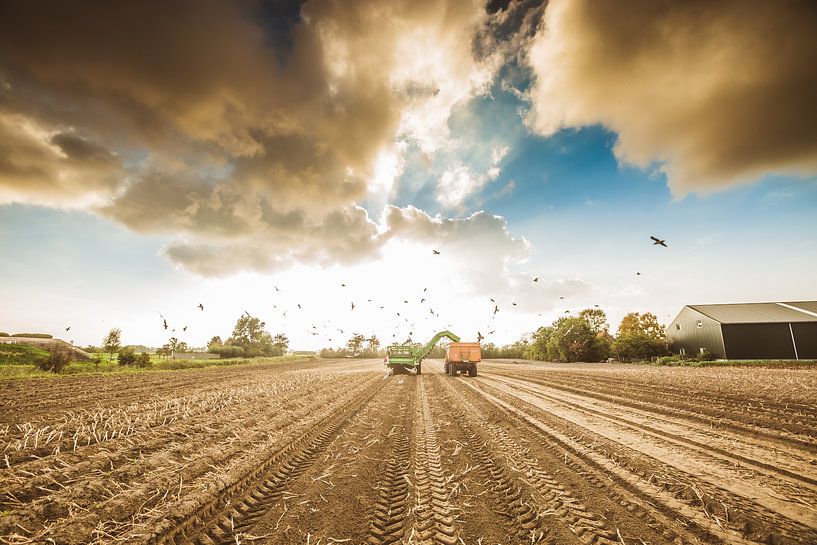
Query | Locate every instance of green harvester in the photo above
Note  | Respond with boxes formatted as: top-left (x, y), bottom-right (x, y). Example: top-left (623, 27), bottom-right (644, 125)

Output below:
top-left (385, 330), bottom-right (460, 375)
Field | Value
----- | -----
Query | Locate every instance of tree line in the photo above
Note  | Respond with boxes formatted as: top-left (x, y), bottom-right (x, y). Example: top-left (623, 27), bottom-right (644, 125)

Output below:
top-left (483, 309), bottom-right (671, 362)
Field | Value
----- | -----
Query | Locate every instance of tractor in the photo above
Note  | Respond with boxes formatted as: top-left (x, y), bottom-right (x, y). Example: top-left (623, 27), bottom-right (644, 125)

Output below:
top-left (385, 330), bottom-right (460, 375)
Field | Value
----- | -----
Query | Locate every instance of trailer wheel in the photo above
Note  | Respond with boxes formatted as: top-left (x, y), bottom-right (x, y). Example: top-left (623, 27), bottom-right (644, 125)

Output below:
top-left (468, 365), bottom-right (477, 377)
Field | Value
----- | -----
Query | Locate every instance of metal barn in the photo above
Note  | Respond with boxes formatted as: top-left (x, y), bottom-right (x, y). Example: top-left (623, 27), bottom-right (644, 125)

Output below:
top-left (666, 301), bottom-right (817, 360)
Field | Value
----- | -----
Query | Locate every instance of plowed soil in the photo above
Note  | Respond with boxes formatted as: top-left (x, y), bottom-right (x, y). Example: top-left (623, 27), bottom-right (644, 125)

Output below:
top-left (2, 359), bottom-right (815, 545)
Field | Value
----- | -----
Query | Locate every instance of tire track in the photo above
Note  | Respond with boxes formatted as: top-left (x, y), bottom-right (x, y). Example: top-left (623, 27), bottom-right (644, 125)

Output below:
top-left (410, 378), bottom-right (458, 545)
top-left (366, 401), bottom-right (414, 545)
top-left (154, 376), bottom-right (383, 545)
top-left (425, 376), bottom-right (546, 544)
top-left (435, 375), bottom-right (618, 545)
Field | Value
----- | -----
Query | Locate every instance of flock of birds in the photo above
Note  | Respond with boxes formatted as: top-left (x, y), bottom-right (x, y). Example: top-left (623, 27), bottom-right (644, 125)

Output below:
top-left (64, 237), bottom-right (670, 347)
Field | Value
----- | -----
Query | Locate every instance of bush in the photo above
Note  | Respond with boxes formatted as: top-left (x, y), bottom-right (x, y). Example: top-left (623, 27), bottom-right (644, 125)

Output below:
top-left (0, 332), bottom-right (9, 337)
top-left (135, 352), bottom-right (152, 368)
top-left (209, 345), bottom-right (245, 358)
top-left (118, 346), bottom-right (137, 366)
top-left (656, 355), bottom-right (685, 365)
top-left (36, 350), bottom-right (72, 373)
top-left (12, 333), bottom-right (53, 339)
top-left (118, 347), bottom-right (152, 367)
top-left (696, 349), bottom-right (716, 362)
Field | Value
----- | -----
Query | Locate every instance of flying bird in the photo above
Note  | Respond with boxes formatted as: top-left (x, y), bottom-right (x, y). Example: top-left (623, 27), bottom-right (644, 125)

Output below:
top-left (488, 330), bottom-right (495, 335)
top-left (650, 236), bottom-right (668, 247)
top-left (244, 310), bottom-right (251, 317)
top-left (512, 302), bottom-right (517, 306)
top-left (559, 296), bottom-right (564, 300)
top-left (198, 303), bottom-right (204, 311)
top-left (65, 326), bottom-right (71, 332)
top-left (429, 308), bottom-right (434, 315)
top-left (533, 277), bottom-right (539, 282)
top-left (477, 331), bottom-right (484, 342)
top-left (341, 283), bottom-right (346, 287)
top-left (274, 286), bottom-right (280, 292)
top-left (423, 288), bottom-right (428, 292)
top-left (493, 305), bottom-right (499, 315)
top-left (163, 319), bottom-right (169, 331)
top-left (636, 272), bottom-right (642, 276)
top-left (432, 249), bottom-right (440, 255)
top-left (351, 302), bottom-right (355, 310)
top-left (404, 300), bottom-right (409, 303)
top-left (490, 298), bottom-right (495, 303)
top-left (420, 298), bottom-right (426, 303)
top-left (297, 304), bottom-right (302, 309)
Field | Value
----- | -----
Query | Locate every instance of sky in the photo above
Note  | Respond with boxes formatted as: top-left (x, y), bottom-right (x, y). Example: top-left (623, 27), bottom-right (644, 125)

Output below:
top-left (1, 0), bottom-right (816, 350)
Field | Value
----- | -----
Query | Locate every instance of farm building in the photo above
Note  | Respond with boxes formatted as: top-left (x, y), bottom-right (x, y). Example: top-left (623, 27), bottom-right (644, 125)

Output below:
top-left (667, 301), bottom-right (817, 360)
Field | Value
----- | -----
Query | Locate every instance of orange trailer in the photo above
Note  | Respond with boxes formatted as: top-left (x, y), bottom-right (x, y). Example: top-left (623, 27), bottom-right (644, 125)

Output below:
top-left (444, 342), bottom-right (481, 377)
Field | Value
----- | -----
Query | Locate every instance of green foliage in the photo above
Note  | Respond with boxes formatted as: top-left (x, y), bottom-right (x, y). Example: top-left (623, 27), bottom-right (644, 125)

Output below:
top-left (210, 345), bottom-right (245, 358)
top-left (207, 336), bottom-right (223, 350)
top-left (12, 333), bottom-right (53, 339)
top-left (0, 343), bottom-right (51, 365)
top-left (578, 308), bottom-right (609, 333)
top-left (0, 332), bottom-right (9, 337)
top-left (102, 328), bottom-right (122, 362)
top-left (117, 347), bottom-right (151, 367)
top-left (35, 350), bottom-right (72, 373)
top-left (482, 339), bottom-right (529, 359)
top-left (525, 327), bottom-right (553, 360)
top-left (696, 349), bottom-right (716, 362)
top-left (612, 312), bottom-right (669, 362)
top-left (227, 314), bottom-right (277, 357)
top-left (545, 317), bottom-right (611, 362)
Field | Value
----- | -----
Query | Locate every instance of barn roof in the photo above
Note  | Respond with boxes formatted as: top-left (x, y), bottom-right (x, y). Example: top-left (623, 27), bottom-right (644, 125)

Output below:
top-left (688, 301), bottom-right (817, 324)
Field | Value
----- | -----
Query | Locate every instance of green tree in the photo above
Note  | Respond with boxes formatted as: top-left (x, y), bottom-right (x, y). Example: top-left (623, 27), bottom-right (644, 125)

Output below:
top-left (526, 326), bottom-right (554, 360)
top-left (208, 336), bottom-right (222, 348)
top-left (612, 312), bottom-right (669, 361)
top-left (546, 317), bottom-right (610, 362)
top-left (102, 328), bottom-right (121, 362)
top-left (167, 337), bottom-right (180, 357)
top-left (227, 314), bottom-right (275, 357)
top-left (579, 308), bottom-right (609, 334)
top-left (118, 346), bottom-right (137, 366)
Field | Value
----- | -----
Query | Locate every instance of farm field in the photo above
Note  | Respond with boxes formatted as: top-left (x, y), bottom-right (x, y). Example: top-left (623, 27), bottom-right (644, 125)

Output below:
top-left (1, 359), bottom-right (816, 545)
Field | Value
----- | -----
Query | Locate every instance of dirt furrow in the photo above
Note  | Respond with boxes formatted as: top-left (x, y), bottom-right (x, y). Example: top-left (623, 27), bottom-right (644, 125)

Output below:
top-left (151, 375), bottom-right (383, 545)
top-left (467, 377), bottom-right (817, 545)
top-left (484, 373), bottom-right (817, 491)
top-left (489, 369), bottom-right (817, 447)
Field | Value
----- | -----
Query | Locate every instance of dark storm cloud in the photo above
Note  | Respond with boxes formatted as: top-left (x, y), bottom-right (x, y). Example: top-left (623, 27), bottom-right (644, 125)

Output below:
top-left (526, 0), bottom-right (817, 195)
top-left (0, 0), bottom-right (539, 278)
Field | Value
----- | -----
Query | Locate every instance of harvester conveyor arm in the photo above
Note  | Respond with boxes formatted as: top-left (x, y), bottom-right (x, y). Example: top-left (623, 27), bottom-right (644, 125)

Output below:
top-left (414, 330), bottom-right (460, 363)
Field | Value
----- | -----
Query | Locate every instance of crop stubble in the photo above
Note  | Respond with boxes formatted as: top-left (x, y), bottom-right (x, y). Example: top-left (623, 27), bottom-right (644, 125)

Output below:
top-left (1, 358), bottom-right (815, 544)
